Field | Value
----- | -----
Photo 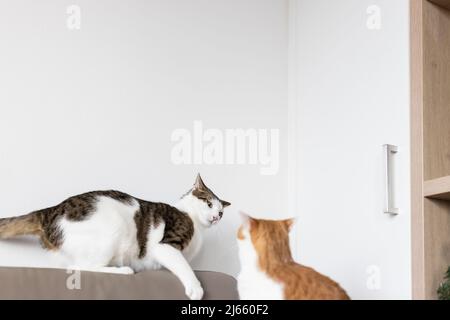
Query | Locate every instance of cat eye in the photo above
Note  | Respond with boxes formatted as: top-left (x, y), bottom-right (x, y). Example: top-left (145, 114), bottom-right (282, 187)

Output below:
top-left (207, 201), bottom-right (213, 208)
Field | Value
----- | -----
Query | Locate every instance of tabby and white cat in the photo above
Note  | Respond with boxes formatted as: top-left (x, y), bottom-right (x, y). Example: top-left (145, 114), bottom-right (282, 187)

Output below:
top-left (237, 213), bottom-right (349, 300)
top-left (0, 174), bottom-right (230, 300)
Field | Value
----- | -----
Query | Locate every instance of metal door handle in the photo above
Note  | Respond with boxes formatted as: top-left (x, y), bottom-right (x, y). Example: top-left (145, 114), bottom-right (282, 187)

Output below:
top-left (384, 144), bottom-right (399, 215)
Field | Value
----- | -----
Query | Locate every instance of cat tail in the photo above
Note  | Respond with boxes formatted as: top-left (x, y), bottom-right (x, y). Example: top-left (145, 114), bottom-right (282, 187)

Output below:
top-left (0, 211), bottom-right (42, 239)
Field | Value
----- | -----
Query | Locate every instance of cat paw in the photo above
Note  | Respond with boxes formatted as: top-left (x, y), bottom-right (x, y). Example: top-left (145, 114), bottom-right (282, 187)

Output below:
top-left (114, 266), bottom-right (135, 275)
top-left (65, 265), bottom-right (135, 275)
top-left (185, 281), bottom-right (204, 300)
top-left (97, 266), bottom-right (135, 275)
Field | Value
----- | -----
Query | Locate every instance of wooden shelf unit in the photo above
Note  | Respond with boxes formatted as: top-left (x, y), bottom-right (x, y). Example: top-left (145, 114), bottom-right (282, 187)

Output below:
top-left (424, 176), bottom-right (450, 200)
top-left (429, 0), bottom-right (450, 10)
top-left (412, 0), bottom-right (450, 300)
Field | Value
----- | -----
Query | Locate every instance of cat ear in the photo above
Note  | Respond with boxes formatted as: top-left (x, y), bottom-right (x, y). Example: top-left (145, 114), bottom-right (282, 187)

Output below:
top-left (194, 173), bottom-right (207, 190)
top-left (239, 211), bottom-right (258, 228)
top-left (220, 200), bottom-right (231, 207)
top-left (283, 218), bottom-right (296, 232)
top-left (239, 211), bottom-right (250, 224)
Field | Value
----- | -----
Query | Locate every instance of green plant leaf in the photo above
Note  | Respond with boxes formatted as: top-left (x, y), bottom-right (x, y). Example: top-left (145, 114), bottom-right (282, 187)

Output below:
top-left (438, 267), bottom-right (450, 300)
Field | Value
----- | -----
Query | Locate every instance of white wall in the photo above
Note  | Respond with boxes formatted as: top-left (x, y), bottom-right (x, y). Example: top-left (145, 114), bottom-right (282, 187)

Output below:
top-left (0, 0), bottom-right (289, 277)
top-left (293, 0), bottom-right (411, 299)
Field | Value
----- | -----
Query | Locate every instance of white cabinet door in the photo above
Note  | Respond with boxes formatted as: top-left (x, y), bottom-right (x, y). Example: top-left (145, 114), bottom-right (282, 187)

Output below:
top-left (292, 0), bottom-right (411, 299)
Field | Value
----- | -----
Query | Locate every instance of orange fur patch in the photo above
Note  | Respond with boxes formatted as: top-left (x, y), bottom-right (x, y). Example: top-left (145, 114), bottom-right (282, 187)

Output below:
top-left (247, 218), bottom-right (350, 300)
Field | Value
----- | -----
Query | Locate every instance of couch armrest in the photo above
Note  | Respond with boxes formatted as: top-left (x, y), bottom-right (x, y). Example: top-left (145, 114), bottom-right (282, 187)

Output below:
top-left (0, 267), bottom-right (239, 300)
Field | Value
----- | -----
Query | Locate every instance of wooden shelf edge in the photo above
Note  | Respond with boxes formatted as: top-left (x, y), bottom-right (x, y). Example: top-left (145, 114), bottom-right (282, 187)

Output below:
top-left (428, 0), bottom-right (450, 11)
top-left (424, 175), bottom-right (450, 200)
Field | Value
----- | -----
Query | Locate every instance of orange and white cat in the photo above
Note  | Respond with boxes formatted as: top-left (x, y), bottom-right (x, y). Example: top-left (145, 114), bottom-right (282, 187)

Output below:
top-left (236, 213), bottom-right (350, 300)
